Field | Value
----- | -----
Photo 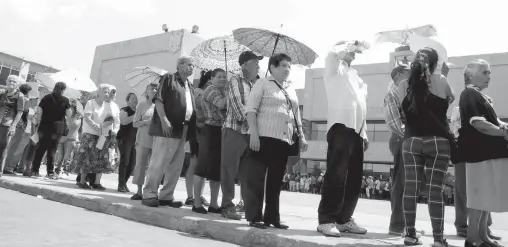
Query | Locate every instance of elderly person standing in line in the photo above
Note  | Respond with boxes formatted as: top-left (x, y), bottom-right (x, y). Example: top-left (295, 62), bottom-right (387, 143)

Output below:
top-left (0, 75), bottom-right (26, 176)
top-left (242, 53), bottom-right (307, 229)
top-left (220, 51), bottom-right (262, 220)
top-left (142, 56), bottom-right (196, 208)
top-left (317, 41), bottom-right (369, 237)
top-left (457, 59), bottom-right (508, 247)
top-left (117, 92), bottom-right (138, 192)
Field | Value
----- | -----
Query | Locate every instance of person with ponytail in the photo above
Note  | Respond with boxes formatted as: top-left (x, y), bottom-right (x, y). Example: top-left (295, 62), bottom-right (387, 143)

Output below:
top-left (397, 47), bottom-right (454, 247)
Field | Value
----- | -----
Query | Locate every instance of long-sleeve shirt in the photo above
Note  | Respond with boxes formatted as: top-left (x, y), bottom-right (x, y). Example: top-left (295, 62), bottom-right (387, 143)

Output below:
top-left (383, 80), bottom-right (405, 138)
top-left (246, 76), bottom-right (305, 145)
top-left (223, 72), bottom-right (254, 134)
top-left (324, 46), bottom-right (368, 139)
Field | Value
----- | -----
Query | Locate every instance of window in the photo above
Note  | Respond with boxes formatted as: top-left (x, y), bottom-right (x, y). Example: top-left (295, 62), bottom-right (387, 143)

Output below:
top-left (9, 69), bottom-right (19, 76)
top-left (0, 66), bottom-right (10, 85)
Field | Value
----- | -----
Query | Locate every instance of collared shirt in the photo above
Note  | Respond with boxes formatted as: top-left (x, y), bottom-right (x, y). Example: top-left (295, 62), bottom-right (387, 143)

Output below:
top-left (149, 72), bottom-right (196, 140)
top-left (246, 76), bottom-right (304, 145)
top-left (223, 71), bottom-right (254, 134)
top-left (383, 80), bottom-right (405, 138)
top-left (324, 48), bottom-right (368, 139)
top-left (202, 84), bottom-right (227, 127)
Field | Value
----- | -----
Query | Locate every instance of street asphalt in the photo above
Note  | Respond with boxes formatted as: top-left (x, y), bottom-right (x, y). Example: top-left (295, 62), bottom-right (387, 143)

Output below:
top-left (0, 188), bottom-right (238, 247)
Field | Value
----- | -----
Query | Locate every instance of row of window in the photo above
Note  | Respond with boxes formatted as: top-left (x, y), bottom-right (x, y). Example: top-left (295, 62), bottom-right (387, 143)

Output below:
top-left (310, 122), bottom-right (391, 142)
top-left (0, 64), bottom-right (36, 85)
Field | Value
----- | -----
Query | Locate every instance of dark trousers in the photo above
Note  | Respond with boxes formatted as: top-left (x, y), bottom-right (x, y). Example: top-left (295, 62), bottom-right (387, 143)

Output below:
top-left (19, 140), bottom-right (37, 171)
top-left (389, 133), bottom-right (405, 232)
top-left (117, 137), bottom-right (136, 185)
top-left (32, 130), bottom-right (62, 175)
top-left (318, 123), bottom-right (364, 225)
top-left (0, 126), bottom-right (11, 174)
top-left (241, 136), bottom-right (289, 223)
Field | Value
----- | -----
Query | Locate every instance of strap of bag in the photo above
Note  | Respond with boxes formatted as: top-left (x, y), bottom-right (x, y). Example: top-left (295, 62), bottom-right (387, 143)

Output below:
top-left (269, 80), bottom-right (301, 136)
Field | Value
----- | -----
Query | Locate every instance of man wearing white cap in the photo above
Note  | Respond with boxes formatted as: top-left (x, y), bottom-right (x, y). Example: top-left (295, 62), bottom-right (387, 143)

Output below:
top-left (317, 41), bottom-right (369, 237)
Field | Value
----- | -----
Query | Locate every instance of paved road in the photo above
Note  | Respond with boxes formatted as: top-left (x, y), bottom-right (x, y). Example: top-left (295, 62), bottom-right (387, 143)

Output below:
top-left (0, 188), bottom-right (238, 247)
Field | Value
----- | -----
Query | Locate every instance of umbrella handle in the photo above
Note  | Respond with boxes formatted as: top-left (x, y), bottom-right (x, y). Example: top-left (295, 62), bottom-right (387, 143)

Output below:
top-left (265, 33), bottom-right (281, 77)
top-left (223, 40), bottom-right (228, 76)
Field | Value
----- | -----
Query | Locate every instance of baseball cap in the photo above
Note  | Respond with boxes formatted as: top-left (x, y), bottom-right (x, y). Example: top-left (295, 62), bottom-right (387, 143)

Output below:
top-left (391, 63), bottom-right (411, 80)
top-left (238, 51), bottom-right (263, 66)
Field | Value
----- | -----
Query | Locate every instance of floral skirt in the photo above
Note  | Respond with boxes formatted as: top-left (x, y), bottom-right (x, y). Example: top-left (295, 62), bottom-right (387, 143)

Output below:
top-left (69, 133), bottom-right (113, 174)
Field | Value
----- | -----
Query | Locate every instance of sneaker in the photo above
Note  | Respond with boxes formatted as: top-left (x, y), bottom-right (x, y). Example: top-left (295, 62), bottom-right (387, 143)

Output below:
top-left (221, 207), bottom-right (242, 220)
top-left (192, 206), bottom-right (207, 214)
top-left (336, 218), bottom-right (367, 234)
top-left (184, 197), bottom-right (195, 206)
top-left (317, 223), bottom-right (341, 237)
top-left (200, 196), bottom-right (210, 207)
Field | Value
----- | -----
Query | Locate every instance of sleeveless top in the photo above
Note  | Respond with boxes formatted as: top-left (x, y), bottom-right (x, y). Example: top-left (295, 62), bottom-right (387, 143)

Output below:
top-left (402, 93), bottom-right (450, 138)
top-left (116, 106), bottom-right (137, 140)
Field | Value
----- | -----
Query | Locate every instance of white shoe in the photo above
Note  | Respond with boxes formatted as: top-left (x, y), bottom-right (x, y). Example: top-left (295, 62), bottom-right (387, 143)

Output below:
top-left (336, 218), bottom-right (367, 234)
top-left (317, 223), bottom-right (341, 237)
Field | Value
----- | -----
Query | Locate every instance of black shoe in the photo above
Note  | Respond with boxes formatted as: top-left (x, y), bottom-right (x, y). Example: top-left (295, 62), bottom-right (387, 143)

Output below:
top-left (159, 200), bottom-right (183, 208)
top-left (192, 206), bottom-right (208, 214)
top-left (3, 170), bottom-right (17, 176)
top-left (464, 240), bottom-right (493, 247)
top-left (45, 173), bottom-right (57, 180)
top-left (264, 221), bottom-right (289, 229)
top-left (22, 170), bottom-right (32, 177)
top-left (92, 184), bottom-right (106, 191)
top-left (142, 198), bottom-right (160, 207)
top-left (184, 197), bottom-right (195, 206)
top-left (130, 194), bottom-right (142, 200)
top-left (208, 206), bottom-right (222, 214)
top-left (249, 222), bottom-right (267, 229)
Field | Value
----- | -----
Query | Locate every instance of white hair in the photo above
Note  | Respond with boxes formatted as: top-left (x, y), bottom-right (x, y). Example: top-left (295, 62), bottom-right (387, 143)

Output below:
top-left (96, 84), bottom-right (111, 97)
top-left (177, 56), bottom-right (193, 67)
top-left (6, 75), bottom-right (20, 83)
top-left (464, 59), bottom-right (490, 84)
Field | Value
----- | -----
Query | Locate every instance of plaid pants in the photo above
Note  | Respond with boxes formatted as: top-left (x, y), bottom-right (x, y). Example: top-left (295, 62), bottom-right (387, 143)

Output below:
top-left (402, 136), bottom-right (450, 242)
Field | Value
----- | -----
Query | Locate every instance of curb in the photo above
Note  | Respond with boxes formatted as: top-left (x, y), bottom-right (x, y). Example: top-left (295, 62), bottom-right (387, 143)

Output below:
top-left (0, 179), bottom-right (391, 247)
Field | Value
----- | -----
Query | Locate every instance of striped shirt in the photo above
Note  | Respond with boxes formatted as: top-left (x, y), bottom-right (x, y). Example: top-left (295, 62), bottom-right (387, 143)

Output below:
top-left (223, 72), bottom-right (254, 134)
top-left (202, 84), bottom-right (227, 127)
top-left (246, 76), bottom-right (305, 145)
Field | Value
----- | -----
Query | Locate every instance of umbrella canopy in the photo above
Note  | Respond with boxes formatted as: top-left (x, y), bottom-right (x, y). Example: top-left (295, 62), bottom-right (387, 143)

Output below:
top-left (123, 66), bottom-right (167, 96)
top-left (191, 35), bottom-right (250, 73)
top-left (35, 73), bottom-right (82, 99)
top-left (233, 28), bottom-right (318, 67)
top-left (374, 24), bottom-right (438, 45)
top-left (50, 69), bottom-right (97, 92)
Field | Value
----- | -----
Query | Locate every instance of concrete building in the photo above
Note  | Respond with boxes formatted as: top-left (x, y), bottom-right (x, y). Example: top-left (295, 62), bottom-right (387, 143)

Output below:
top-left (297, 50), bottom-right (508, 177)
top-left (90, 29), bottom-right (205, 105)
top-left (0, 52), bottom-right (59, 85)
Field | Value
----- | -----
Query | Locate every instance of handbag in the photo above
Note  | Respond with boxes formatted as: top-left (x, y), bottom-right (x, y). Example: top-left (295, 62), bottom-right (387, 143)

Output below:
top-left (270, 80), bottom-right (301, 156)
top-left (50, 94), bottom-right (69, 136)
top-left (425, 108), bottom-right (460, 164)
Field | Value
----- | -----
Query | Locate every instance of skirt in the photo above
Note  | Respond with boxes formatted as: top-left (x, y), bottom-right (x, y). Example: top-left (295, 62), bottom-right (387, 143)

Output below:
top-left (194, 124), bottom-right (221, 182)
top-left (466, 158), bottom-right (508, 212)
top-left (69, 133), bottom-right (113, 174)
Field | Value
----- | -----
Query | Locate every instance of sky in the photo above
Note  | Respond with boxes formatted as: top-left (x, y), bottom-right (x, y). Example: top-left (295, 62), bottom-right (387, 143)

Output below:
top-left (1, 0), bottom-right (507, 89)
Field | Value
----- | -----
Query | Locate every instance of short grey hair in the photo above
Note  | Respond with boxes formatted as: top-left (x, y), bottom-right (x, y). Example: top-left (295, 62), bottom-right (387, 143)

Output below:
top-left (464, 59), bottom-right (490, 84)
top-left (6, 75), bottom-right (20, 83)
top-left (96, 84), bottom-right (111, 97)
top-left (177, 56), bottom-right (193, 67)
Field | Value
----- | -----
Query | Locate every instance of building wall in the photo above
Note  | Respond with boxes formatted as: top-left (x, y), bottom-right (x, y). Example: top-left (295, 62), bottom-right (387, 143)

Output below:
top-left (299, 52), bottom-right (508, 174)
top-left (0, 52), bottom-right (58, 85)
top-left (90, 29), bottom-right (205, 106)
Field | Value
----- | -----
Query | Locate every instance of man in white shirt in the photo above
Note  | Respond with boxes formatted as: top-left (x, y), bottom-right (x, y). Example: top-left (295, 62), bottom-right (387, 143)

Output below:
top-left (317, 40), bottom-right (369, 237)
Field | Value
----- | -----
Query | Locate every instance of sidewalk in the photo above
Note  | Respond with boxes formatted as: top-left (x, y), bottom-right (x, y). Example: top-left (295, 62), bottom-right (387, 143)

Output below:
top-left (1, 171), bottom-right (507, 247)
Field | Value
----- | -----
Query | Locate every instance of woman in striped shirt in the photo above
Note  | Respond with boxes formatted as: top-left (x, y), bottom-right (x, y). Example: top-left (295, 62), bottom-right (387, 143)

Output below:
top-left (242, 53), bottom-right (307, 229)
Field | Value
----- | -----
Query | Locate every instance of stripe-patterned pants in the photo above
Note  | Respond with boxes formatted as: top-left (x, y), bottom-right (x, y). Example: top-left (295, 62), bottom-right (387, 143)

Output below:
top-left (402, 136), bottom-right (450, 242)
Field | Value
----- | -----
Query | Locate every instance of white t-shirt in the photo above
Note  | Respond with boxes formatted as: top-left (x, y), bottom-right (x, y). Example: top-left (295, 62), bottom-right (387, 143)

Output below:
top-left (83, 100), bottom-right (114, 136)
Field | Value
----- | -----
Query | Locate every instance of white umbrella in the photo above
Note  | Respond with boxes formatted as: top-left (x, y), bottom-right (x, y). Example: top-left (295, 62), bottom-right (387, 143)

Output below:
top-left (35, 73), bottom-right (82, 99)
top-left (50, 69), bottom-right (98, 92)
